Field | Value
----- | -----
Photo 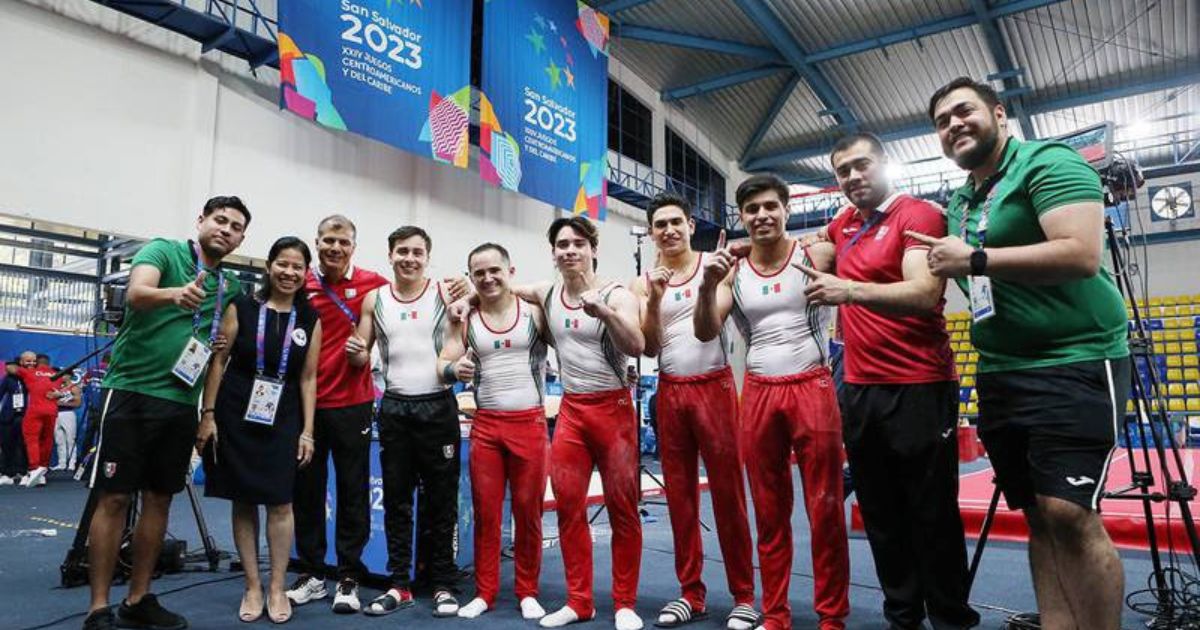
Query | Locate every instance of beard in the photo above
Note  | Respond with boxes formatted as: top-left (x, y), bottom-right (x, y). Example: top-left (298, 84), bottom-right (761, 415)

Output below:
top-left (949, 123), bottom-right (1000, 170)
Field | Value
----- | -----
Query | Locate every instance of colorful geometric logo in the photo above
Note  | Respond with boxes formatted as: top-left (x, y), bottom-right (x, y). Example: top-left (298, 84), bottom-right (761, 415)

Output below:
top-left (421, 86), bottom-right (471, 168)
top-left (573, 155), bottom-right (607, 220)
top-left (575, 1), bottom-right (610, 58)
top-left (478, 91), bottom-right (522, 191)
top-left (278, 32), bottom-right (347, 130)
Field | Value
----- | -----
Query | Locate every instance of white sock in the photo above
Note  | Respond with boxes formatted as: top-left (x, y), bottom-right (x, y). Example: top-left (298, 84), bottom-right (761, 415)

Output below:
top-left (727, 619), bottom-right (754, 630)
top-left (457, 598), bottom-right (488, 619)
top-left (539, 605), bottom-right (582, 628)
top-left (615, 608), bottom-right (643, 630)
top-left (521, 597), bottom-right (546, 620)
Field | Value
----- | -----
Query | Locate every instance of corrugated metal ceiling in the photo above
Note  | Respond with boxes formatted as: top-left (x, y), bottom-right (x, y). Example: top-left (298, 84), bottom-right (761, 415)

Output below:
top-left (608, 0), bottom-right (1200, 178)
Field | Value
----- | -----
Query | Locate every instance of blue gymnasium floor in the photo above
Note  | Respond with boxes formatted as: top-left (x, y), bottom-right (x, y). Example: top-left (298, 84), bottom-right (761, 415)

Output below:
top-left (0, 463), bottom-right (1167, 630)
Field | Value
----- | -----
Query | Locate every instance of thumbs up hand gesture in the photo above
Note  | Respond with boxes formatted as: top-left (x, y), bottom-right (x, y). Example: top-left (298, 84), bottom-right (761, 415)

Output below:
top-left (175, 271), bottom-right (208, 310)
top-left (792, 262), bottom-right (854, 306)
top-left (453, 350), bottom-right (477, 382)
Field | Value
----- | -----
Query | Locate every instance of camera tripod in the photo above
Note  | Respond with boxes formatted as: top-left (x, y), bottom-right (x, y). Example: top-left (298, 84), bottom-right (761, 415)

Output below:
top-left (966, 218), bottom-right (1200, 629)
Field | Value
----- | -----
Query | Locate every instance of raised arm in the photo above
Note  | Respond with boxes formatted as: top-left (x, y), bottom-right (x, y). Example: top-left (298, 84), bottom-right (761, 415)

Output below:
top-left (632, 269), bottom-right (672, 358)
top-left (347, 288), bottom-right (377, 368)
top-left (512, 281), bottom-right (554, 306)
top-left (196, 303), bottom-right (238, 453)
top-left (128, 266), bottom-right (207, 312)
top-left (436, 318), bottom-right (475, 384)
top-left (582, 286), bottom-right (644, 357)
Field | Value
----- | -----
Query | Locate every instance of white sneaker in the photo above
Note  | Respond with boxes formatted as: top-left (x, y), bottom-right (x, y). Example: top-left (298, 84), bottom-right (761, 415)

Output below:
top-left (285, 575), bottom-right (327, 605)
top-left (615, 608), bottom-right (643, 630)
top-left (521, 597), bottom-right (546, 620)
top-left (0, 475), bottom-right (13, 486)
top-left (457, 597), bottom-right (488, 619)
top-left (331, 578), bottom-right (360, 614)
top-left (540, 605), bottom-right (592, 628)
top-left (21, 467), bottom-right (47, 487)
top-left (36, 476), bottom-right (46, 486)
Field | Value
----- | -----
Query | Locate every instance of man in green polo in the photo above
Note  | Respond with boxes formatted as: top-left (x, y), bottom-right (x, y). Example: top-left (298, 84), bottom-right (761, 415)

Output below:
top-left (911, 77), bottom-right (1129, 630)
top-left (83, 196), bottom-right (249, 630)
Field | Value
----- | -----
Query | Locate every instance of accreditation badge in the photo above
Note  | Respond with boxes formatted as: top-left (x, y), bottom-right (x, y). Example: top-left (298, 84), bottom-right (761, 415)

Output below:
top-left (172, 337), bottom-right (213, 387)
top-left (11, 392), bottom-right (24, 412)
top-left (969, 276), bottom-right (996, 323)
top-left (244, 376), bottom-right (284, 426)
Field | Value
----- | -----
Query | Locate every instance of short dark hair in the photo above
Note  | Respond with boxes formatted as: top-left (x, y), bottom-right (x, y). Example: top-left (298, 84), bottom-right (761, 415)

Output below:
top-left (203, 195), bottom-right (251, 226)
top-left (317, 214), bottom-right (357, 239)
top-left (468, 242), bottom-right (511, 268)
top-left (830, 132), bottom-right (886, 165)
top-left (387, 226), bottom-right (432, 253)
top-left (927, 76), bottom-right (1001, 121)
top-left (646, 192), bottom-right (691, 224)
top-left (547, 215), bottom-right (599, 249)
top-left (257, 236), bottom-right (313, 303)
top-left (35, 353), bottom-right (50, 363)
top-left (735, 174), bottom-right (790, 209)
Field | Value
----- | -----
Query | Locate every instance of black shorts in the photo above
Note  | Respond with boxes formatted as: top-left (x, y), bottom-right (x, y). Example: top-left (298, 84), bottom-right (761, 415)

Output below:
top-left (977, 357), bottom-right (1130, 512)
top-left (90, 389), bottom-right (198, 495)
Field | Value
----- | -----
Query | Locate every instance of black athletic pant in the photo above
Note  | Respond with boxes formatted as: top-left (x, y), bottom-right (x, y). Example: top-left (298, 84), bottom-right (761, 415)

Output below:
top-left (0, 417), bottom-right (28, 477)
top-left (841, 381), bottom-right (979, 630)
top-left (378, 389), bottom-right (461, 590)
top-left (293, 402), bottom-right (372, 582)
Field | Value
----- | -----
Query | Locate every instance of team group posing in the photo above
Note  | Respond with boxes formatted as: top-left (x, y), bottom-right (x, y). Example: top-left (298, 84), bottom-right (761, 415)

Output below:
top-left (80, 77), bottom-right (1131, 630)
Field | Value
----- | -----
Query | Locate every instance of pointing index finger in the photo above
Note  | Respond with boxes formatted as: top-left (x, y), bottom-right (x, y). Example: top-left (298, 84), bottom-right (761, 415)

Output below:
top-left (716, 229), bottom-right (726, 251)
top-left (790, 261), bottom-right (823, 279)
top-left (904, 230), bottom-right (940, 246)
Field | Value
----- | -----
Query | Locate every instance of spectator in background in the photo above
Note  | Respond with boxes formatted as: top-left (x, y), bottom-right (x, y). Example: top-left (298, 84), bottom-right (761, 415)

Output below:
top-left (8, 350), bottom-right (63, 487)
top-left (0, 360), bottom-right (29, 485)
top-left (53, 370), bottom-right (83, 471)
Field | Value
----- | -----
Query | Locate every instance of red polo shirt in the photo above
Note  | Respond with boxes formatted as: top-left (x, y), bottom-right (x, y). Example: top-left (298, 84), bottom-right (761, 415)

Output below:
top-left (305, 265), bottom-right (389, 409)
top-left (827, 193), bottom-right (956, 385)
top-left (15, 367), bottom-right (61, 416)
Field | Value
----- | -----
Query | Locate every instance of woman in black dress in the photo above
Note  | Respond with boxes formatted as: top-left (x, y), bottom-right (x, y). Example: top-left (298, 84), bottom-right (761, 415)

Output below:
top-left (197, 237), bottom-right (322, 624)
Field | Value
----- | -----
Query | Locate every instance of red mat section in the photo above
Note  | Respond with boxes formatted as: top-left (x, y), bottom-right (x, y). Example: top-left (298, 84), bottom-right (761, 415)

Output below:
top-left (851, 450), bottom-right (1200, 551)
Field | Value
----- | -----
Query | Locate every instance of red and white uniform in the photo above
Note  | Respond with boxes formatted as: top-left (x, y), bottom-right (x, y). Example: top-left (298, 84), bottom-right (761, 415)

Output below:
top-left (464, 299), bottom-right (549, 607)
top-left (15, 367), bottom-right (61, 470)
top-left (305, 265), bottom-right (389, 408)
top-left (652, 253), bottom-right (755, 611)
top-left (544, 282), bottom-right (640, 616)
top-left (731, 241), bottom-right (849, 630)
top-left (825, 194), bottom-right (956, 384)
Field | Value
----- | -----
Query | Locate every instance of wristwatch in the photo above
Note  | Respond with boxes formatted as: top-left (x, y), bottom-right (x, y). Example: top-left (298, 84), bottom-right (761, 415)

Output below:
top-left (970, 248), bottom-right (988, 276)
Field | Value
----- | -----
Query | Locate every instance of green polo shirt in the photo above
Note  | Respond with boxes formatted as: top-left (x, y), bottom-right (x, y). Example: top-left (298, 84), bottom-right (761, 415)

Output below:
top-left (947, 138), bottom-right (1128, 374)
top-left (103, 239), bottom-right (241, 405)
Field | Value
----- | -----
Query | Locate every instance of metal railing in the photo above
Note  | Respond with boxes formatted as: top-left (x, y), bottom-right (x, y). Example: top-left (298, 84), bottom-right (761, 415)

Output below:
top-left (0, 265), bottom-right (99, 332)
top-left (606, 151), bottom-right (738, 230)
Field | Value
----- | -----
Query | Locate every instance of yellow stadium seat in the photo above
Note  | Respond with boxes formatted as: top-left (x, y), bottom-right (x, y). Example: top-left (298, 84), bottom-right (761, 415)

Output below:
top-left (961, 375), bottom-right (975, 387)
top-left (1136, 298), bottom-right (1147, 308)
top-left (1165, 330), bottom-right (1182, 341)
top-left (968, 352), bottom-right (979, 363)
top-left (1127, 400), bottom-right (1135, 413)
top-left (1192, 294), bottom-right (1200, 304)
top-left (969, 388), bottom-right (978, 401)
top-left (964, 364), bottom-right (977, 375)
top-left (1165, 306), bottom-right (1180, 317)
top-left (1155, 343), bottom-right (1167, 355)
top-left (1168, 368), bottom-right (1184, 382)
top-left (1186, 383), bottom-right (1200, 397)
top-left (1150, 306), bottom-right (1164, 317)
top-left (1151, 297), bottom-right (1163, 307)
top-left (959, 402), bottom-right (967, 414)
top-left (1169, 399), bottom-right (1186, 412)
top-left (1153, 330), bottom-right (1168, 341)
top-left (967, 402), bottom-right (978, 414)
top-left (1180, 305), bottom-right (1194, 316)
top-left (1165, 296), bottom-right (1179, 306)
top-left (1167, 318), bottom-right (1182, 329)
top-left (1185, 342), bottom-right (1198, 354)
top-left (1169, 383), bottom-right (1185, 397)
top-left (1189, 399), bottom-right (1200, 412)
top-left (1167, 356), bottom-right (1183, 368)
top-left (1186, 355), bottom-right (1199, 368)
top-left (1167, 342), bottom-right (1182, 354)
top-left (955, 353), bottom-right (968, 364)
top-left (1185, 368), bottom-right (1200, 381)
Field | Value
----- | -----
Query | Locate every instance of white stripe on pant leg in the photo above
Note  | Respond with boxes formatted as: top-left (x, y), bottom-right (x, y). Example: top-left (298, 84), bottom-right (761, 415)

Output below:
top-left (1092, 359), bottom-right (1120, 511)
top-left (87, 390), bottom-right (114, 488)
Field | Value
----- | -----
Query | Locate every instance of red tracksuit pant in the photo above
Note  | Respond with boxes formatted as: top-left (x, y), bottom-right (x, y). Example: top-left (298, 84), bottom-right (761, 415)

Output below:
top-left (550, 388), bottom-right (642, 616)
top-left (23, 409), bottom-right (56, 470)
top-left (657, 366), bottom-right (755, 610)
top-left (470, 408), bottom-right (549, 607)
top-left (742, 368), bottom-right (849, 630)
